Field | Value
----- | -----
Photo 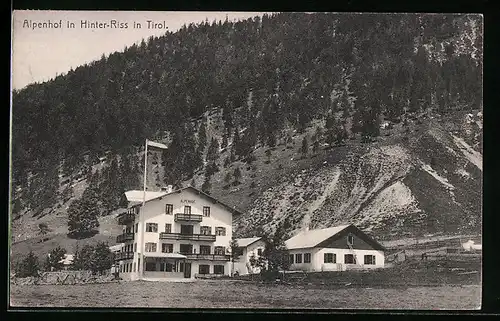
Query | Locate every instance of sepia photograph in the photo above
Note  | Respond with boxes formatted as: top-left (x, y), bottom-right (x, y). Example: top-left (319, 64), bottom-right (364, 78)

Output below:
top-left (9, 10), bottom-right (482, 310)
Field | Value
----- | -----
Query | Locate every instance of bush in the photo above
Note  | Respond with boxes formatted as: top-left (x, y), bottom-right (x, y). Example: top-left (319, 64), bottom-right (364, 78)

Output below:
top-left (260, 269), bottom-right (280, 282)
top-left (14, 251), bottom-right (40, 278)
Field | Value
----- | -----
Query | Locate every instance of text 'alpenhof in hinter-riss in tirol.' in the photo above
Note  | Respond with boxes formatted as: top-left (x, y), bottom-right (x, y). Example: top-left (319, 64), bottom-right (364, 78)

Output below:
top-left (21, 19), bottom-right (169, 30)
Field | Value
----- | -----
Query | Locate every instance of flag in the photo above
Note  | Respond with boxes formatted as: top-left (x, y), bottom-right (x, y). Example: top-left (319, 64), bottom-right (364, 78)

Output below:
top-left (146, 140), bottom-right (168, 150)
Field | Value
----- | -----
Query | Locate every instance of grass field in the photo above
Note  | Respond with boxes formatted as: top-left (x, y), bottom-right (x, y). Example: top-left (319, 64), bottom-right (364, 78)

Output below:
top-left (10, 280), bottom-right (480, 310)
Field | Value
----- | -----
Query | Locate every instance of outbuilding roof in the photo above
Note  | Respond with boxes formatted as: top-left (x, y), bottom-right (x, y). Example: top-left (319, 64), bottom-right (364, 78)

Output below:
top-left (285, 225), bottom-right (351, 250)
top-left (235, 237), bottom-right (262, 248)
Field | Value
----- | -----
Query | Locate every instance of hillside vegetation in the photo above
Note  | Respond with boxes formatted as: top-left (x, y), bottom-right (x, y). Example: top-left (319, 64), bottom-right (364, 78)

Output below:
top-left (10, 13), bottom-right (482, 254)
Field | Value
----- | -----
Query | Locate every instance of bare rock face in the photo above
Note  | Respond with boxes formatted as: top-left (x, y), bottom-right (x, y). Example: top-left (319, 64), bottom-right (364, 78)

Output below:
top-left (235, 113), bottom-right (482, 240)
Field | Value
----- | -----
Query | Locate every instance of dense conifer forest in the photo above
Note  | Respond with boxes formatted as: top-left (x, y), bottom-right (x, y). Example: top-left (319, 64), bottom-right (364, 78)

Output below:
top-left (11, 13), bottom-right (482, 220)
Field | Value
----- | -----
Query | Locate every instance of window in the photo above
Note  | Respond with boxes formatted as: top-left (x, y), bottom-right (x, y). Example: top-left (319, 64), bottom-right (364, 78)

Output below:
top-left (181, 225), bottom-right (194, 235)
top-left (295, 253), bottom-right (303, 264)
top-left (145, 243), bottom-right (157, 252)
top-left (215, 227), bottom-right (226, 236)
top-left (324, 253), bottom-right (336, 263)
top-left (364, 255), bottom-right (376, 265)
top-left (203, 206), bottom-right (211, 217)
top-left (135, 223), bottom-right (138, 233)
top-left (165, 204), bottom-right (173, 215)
top-left (289, 254), bottom-right (294, 264)
top-left (184, 206), bottom-right (191, 214)
top-left (344, 254), bottom-right (355, 264)
top-left (200, 245), bottom-right (211, 254)
top-left (304, 253), bottom-right (311, 263)
top-left (347, 234), bottom-right (354, 246)
top-left (146, 223), bottom-right (158, 232)
top-left (165, 223), bottom-right (172, 233)
top-left (214, 246), bottom-right (225, 255)
top-left (257, 248), bottom-right (263, 256)
top-left (234, 247), bottom-right (244, 256)
top-left (134, 243), bottom-right (137, 252)
top-left (200, 226), bottom-right (212, 235)
top-left (199, 265), bottom-right (210, 274)
top-left (160, 262), bottom-right (174, 272)
top-left (180, 244), bottom-right (193, 254)
top-left (145, 262), bottom-right (156, 271)
top-left (162, 243), bottom-right (173, 253)
top-left (214, 265), bottom-right (225, 275)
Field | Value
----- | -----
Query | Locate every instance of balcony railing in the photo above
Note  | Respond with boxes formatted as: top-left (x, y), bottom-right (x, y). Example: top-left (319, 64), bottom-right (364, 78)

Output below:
top-left (174, 213), bottom-right (203, 222)
top-left (179, 252), bottom-right (230, 261)
top-left (160, 232), bottom-right (216, 242)
top-left (116, 232), bottom-right (134, 243)
top-left (117, 212), bottom-right (135, 225)
top-left (114, 252), bottom-right (134, 261)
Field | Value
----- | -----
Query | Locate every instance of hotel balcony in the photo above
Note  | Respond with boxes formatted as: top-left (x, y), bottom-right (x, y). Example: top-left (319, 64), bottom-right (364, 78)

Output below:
top-left (159, 232), bottom-right (216, 242)
top-left (117, 212), bottom-right (135, 225)
top-left (180, 253), bottom-right (231, 261)
top-left (116, 232), bottom-right (134, 243)
top-left (114, 252), bottom-right (134, 261)
top-left (174, 213), bottom-right (203, 223)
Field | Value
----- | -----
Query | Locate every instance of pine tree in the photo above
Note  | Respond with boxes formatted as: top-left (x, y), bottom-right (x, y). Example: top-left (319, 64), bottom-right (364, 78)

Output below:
top-left (265, 149), bottom-right (272, 164)
top-left (201, 177), bottom-right (212, 194)
top-left (312, 139), bottom-right (320, 154)
top-left (233, 167), bottom-right (242, 184)
top-left (300, 137), bottom-right (309, 156)
top-left (38, 223), bottom-right (51, 243)
top-left (229, 238), bottom-right (241, 276)
top-left (205, 161), bottom-right (219, 178)
top-left (90, 242), bottom-right (114, 275)
top-left (197, 117), bottom-right (208, 153)
top-left (46, 246), bottom-right (67, 271)
top-left (67, 195), bottom-right (100, 238)
top-left (207, 138), bottom-right (220, 163)
top-left (15, 251), bottom-right (40, 278)
top-left (224, 172), bottom-right (232, 184)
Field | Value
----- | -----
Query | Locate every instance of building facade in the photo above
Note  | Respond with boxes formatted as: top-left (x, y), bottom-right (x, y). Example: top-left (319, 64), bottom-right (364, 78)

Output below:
top-left (285, 224), bottom-right (386, 272)
top-left (233, 237), bottom-right (266, 275)
top-left (115, 186), bottom-right (238, 280)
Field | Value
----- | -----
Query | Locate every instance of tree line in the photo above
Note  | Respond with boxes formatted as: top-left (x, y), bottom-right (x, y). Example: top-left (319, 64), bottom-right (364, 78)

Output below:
top-left (13, 242), bottom-right (114, 278)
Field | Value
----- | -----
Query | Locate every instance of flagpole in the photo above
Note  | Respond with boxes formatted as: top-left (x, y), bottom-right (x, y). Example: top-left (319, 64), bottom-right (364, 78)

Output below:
top-left (139, 139), bottom-right (148, 281)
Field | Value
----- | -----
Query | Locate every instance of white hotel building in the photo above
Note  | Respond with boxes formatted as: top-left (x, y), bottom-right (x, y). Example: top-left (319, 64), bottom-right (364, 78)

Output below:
top-left (115, 186), bottom-right (239, 280)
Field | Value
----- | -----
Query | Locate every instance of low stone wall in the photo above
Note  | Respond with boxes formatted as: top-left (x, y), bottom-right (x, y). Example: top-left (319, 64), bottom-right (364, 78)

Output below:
top-left (11, 271), bottom-right (120, 285)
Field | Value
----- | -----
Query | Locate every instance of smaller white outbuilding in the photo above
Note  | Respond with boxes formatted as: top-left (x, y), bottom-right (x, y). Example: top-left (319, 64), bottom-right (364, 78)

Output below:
top-left (232, 237), bottom-right (266, 275)
top-left (285, 224), bottom-right (386, 272)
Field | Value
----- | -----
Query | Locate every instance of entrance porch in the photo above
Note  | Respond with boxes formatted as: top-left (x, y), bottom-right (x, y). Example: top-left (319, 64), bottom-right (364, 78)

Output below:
top-left (143, 253), bottom-right (188, 279)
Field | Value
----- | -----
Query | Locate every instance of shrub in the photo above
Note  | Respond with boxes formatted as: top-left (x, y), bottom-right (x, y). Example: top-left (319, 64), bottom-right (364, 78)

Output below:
top-left (14, 251), bottom-right (40, 278)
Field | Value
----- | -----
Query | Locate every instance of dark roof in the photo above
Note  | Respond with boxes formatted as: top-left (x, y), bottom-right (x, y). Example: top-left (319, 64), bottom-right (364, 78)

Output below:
top-left (131, 186), bottom-right (242, 215)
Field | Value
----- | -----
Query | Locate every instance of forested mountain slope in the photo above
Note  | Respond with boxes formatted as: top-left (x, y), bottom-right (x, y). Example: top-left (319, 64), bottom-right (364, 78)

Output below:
top-left (10, 13), bottom-right (482, 249)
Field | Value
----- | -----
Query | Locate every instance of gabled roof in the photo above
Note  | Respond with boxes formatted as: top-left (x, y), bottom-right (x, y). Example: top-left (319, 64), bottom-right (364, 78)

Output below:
top-left (285, 225), bottom-right (350, 250)
top-left (125, 190), bottom-right (168, 202)
top-left (235, 237), bottom-right (262, 248)
top-left (129, 186), bottom-right (242, 215)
